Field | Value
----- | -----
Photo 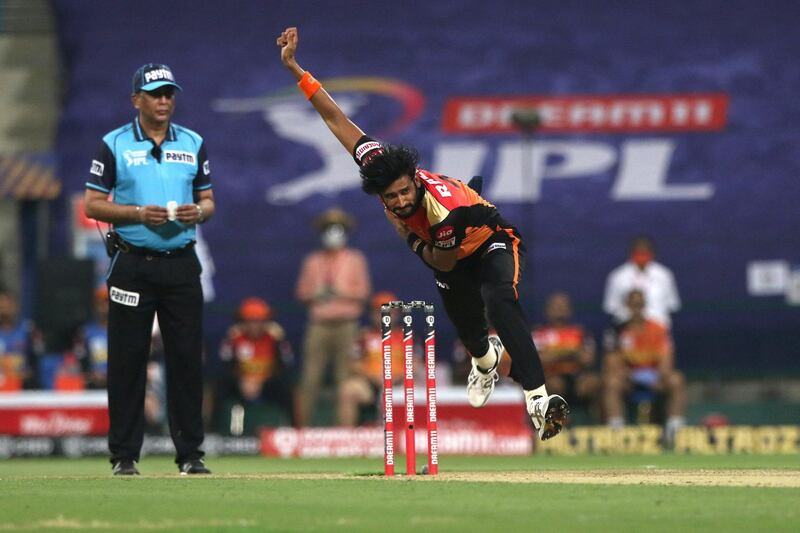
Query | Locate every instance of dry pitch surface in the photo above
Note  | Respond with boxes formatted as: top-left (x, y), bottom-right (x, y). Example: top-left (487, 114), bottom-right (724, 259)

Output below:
top-left (211, 468), bottom-right (800, 487)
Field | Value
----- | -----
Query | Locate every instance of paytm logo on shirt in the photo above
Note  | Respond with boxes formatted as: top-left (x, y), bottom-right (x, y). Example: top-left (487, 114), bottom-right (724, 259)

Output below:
top-left (123, 150), bottom-right (149, 167)
top-left (164, 150), bottom-right (196, 165)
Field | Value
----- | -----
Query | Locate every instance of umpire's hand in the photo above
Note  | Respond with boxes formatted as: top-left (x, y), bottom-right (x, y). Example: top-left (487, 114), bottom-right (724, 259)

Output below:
top-left (138, 205), bottom-right (168, 225)
top-left (176, 203), bottom-right (204, 224)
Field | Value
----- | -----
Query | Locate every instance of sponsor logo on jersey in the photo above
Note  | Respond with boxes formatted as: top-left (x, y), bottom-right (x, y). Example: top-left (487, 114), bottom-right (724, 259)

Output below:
top-left (486, 242), bottom-right (507, 253)
top-left (203, 161), bottom-right (210, 175)
top-left (435, 236), bottom-right (457, 249)
top-left (90, 160), bottom-right (104, 176)
top-left (123, 150), bottom-right (149, 167)
top-left (164, 150), bottom-right (196, 165)
top-left (435, 226), bottom-right (455, 240)
top-left (435, 279), bottom-right (450, 290)
top-left (109, 286), bottom-right (140, 307)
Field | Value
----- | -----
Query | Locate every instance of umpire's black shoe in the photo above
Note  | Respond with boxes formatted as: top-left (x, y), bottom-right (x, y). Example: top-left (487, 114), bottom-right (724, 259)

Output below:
top-left (179, 458), bottom-right (211, 475)
top-left (112, 459), bottom-right (140, 476)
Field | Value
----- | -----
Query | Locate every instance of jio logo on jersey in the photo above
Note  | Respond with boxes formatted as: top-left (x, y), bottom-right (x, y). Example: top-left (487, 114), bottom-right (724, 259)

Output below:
top-left (435, 226), bottom-right (455, 240)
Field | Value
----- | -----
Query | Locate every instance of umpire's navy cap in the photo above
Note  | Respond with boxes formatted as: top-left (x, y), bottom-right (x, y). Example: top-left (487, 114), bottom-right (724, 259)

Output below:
top-left (132, 63), bottom-right (183, 94)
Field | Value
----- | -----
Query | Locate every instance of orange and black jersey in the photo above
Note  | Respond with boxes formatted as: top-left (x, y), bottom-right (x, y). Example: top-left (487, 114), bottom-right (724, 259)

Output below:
top-left (403, 170), bottom-right (507, 259)
top-left (353, 136), bottom-right (514, 261)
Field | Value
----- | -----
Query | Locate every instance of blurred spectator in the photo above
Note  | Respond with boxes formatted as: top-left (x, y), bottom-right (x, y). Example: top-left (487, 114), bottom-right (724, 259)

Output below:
top-left (532, 292), bottom-right (601, 422)
top-left (295, 208), bottom-right (371, 426)
top-left (53, 352), bottom-right (86, 392)
top-left (71, 287), bottom-right (110, 389)
top-left (338, 291), bottom-right (405, 426)
top-left (218, 297), bottom-right (295, 428)
top-left (602, 289), bottom-right (686, 443)
top-left (603, 236), bottom-right (680, 328)
top-left (0, 289), bottom-right (42, 391)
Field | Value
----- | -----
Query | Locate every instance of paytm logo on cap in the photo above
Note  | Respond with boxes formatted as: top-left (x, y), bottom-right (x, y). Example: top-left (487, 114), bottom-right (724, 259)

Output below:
top-left (133, 63), bottom-right (181, 93)
top-left (144, 68), bottom-right (175, 84)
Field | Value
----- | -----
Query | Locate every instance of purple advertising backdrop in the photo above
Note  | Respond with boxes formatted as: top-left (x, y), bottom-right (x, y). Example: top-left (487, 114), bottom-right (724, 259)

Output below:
top-left (52, 0), bottom-right (800, 373)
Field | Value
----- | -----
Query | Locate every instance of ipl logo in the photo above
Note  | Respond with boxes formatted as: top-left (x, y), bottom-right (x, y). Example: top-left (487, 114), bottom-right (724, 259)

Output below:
top-left (123, 150), bottom-right (149, 167)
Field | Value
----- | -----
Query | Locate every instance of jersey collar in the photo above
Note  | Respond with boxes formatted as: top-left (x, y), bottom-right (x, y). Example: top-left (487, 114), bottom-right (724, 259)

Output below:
top-left (132, 116), bottom-right (177, 143)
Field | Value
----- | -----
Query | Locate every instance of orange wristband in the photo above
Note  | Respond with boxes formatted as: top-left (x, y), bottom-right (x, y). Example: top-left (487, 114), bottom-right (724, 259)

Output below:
top-left (298, 71), bottom-right (321, 100)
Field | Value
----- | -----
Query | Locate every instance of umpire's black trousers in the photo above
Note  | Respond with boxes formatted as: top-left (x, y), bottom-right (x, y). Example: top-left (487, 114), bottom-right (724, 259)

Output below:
top-left (434, 229), bottom-right (546, 390)
top-left (106, 246), bottom-right (205, 464)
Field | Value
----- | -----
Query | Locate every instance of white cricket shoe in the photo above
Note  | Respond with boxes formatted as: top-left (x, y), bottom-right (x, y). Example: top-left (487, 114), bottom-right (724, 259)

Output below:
top-left (466, 336), bottom-right (502, 408)
top-left (528, 394), bottom-right (570, 440)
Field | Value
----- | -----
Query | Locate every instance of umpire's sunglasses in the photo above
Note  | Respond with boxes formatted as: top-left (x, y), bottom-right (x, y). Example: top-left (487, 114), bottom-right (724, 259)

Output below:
top-left (142, 86), bottom-right (176, 99)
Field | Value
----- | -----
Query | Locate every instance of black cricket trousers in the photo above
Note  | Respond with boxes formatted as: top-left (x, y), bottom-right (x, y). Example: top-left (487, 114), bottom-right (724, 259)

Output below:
top-left (434, 229), bottom-right (546, 390)
top-left (106, 247), bottom-right (205, 464)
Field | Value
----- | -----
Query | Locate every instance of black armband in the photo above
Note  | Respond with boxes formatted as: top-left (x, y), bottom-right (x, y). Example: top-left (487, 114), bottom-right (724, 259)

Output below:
top-left (407, 233), bottom-right (426, 258)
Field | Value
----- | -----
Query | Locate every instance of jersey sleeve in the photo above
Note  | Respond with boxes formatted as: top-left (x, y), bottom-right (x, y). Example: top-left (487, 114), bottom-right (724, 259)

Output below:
top-left (192, 142), bottom-right (212, 190)
top-left (428, 210), bottom-right (466, 250)
top-left (352, 135), bottom-right (385, 167)
top-left (85, 141), bottom-right (117, 193)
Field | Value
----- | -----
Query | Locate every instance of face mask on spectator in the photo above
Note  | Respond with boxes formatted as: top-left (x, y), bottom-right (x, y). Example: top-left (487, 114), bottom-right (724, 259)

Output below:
top-left (321, 224), bottom-right (347, 250)
top-left (630, 249), bottom-right (654, 268)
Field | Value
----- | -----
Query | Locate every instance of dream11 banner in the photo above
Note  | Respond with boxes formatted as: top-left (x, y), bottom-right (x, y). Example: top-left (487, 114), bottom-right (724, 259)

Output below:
top-left (52, 0), bottom-right (800, 372)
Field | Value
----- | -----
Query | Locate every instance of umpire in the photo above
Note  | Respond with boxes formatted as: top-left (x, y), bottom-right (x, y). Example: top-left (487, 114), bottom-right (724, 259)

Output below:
top-left (84, 63), bottom-right (215, 476)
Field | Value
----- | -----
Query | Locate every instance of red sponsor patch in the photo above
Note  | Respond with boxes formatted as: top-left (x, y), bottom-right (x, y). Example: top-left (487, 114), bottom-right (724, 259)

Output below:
top-left (435, 226), bottom-right (455, 240)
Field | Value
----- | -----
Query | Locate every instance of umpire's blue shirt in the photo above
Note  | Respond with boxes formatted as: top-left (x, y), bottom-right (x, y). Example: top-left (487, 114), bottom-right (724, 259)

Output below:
top-left (86, 117), bottom-right (212, 250)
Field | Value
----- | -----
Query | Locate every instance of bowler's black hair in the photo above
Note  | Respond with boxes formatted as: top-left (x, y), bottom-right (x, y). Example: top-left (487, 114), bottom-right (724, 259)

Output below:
top-left (360, 144), bottom-right (419, 195)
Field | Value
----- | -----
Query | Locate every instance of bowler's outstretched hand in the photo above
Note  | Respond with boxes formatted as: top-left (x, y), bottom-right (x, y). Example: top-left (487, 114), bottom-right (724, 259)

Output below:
top-left (277, 27), bottom-right (299, 70)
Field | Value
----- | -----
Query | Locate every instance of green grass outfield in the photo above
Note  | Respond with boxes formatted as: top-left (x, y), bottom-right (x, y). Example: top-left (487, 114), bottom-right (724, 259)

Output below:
top-left (1, 455), bottom-right (799, 532)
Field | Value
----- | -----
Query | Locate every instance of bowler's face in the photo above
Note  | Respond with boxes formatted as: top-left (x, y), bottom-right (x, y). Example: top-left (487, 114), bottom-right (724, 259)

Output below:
top-left (380, 175), bottom-right (419, 218)
top-left (132, 86), bottom-right (176, 125)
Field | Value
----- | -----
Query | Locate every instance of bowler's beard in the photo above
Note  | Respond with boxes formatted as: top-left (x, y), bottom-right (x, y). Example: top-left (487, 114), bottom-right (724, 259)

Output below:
top-left (392, 186), bottom-right (424, 219)
top-left (392, 205), bottom-right (416, 218)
